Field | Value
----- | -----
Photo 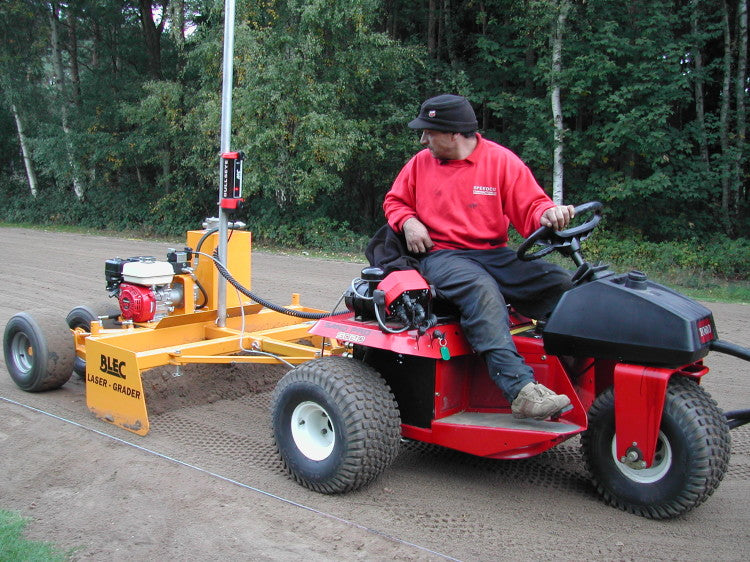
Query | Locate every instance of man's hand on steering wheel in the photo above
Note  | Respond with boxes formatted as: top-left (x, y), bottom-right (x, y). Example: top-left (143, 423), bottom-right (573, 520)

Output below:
top-left (517, 201), bottom-right (603, 261)
top-left (540, 205), bottom-right (576, 231)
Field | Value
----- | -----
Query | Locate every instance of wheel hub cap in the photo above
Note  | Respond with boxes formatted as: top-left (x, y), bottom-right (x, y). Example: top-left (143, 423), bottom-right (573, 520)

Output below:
top-left (612, 431), bottom-right (673, 483)
top-left (291, 401), bottom-right (335, 461)
top-left (10, 332), bottom-right (34, 378)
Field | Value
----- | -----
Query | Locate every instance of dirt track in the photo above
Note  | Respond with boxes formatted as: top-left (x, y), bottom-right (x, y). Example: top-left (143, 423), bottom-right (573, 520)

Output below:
top-left (1, 226), bottom-right (749, 561)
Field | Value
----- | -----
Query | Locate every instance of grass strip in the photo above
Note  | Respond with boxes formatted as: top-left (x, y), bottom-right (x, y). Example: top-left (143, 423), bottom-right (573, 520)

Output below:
top-left (0, 510), bottom-right (69, 561)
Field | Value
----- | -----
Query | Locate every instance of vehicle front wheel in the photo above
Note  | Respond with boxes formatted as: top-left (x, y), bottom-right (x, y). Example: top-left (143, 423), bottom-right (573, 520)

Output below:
top-left (271, 356), bottom-right (401, 494)
top-left (581, 376), bottom-right (731, 519)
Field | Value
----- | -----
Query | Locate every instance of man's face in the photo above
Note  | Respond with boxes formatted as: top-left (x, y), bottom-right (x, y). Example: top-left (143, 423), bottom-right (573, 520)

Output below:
top-left (420, 129), bottom-right (458, 160)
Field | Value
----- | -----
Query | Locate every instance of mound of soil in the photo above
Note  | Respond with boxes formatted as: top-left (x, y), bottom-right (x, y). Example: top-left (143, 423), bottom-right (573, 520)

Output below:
top-left (141, 362), bottom-right (288, 416)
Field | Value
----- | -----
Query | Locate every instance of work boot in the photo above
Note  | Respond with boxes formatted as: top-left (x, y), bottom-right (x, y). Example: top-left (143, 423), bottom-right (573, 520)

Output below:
top-left (511, 382), bottom-right (571, 420)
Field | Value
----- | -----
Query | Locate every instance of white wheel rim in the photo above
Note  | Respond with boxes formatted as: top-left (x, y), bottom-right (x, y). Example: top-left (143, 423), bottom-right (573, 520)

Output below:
top-left (612, 431), bottom-right (673, 483)
top-left (291, 401), bottom-right (335, 461)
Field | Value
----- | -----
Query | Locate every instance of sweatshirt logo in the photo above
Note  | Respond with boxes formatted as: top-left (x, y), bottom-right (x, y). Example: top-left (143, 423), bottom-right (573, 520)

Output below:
top-left (473, 185), bottom-right (497, 196)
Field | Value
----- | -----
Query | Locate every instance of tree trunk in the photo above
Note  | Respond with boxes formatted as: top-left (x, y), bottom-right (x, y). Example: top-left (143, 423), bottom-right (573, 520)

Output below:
top-left (49, 1), bottom-right (66, 93)
top-left (92, 18), bottom-right (100, 69)
top-left (443, 0), bottom-right (458, 67)
top-left (10, 103), bottom-right (38, 198)
top-left (551, 0), bottom-right (570, 204)
top-left (525, 47), bottom-right (535, 92)
top-left (691, 0), bottom-right (710, 168)
top-left (138, 0), bottom-right (166, 79)
top-left (68, 13), bottom-right (81, 105)
top-left (720, 0), bottom-right (732, 227)
top-left (733, 0), bottom-right (747, 214)
top-left (428, 0), bottom-right (437, 57)
top-left (161, 148), bottom-right (171, 194)
top-left (169, 0), bottom-right (185, 46)
top-left (437, 0), bottom-right (444, 60)
top-left (48, 1), bottom-right (85, 200)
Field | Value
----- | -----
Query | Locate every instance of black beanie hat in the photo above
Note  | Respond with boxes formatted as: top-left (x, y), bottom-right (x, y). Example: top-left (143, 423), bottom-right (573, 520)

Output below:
top-left (408, 94), bottom-right (478, 133)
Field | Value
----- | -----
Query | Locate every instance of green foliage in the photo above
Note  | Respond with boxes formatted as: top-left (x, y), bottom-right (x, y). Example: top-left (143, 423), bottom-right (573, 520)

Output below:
top-left (584, 230), bottom-right (750, 281)
top-left (243, 194), bottom-right (369, 251)
top-left (0, 0), bottom-right (747, 253)
top-left (224, 0), bottom-right (425, 232)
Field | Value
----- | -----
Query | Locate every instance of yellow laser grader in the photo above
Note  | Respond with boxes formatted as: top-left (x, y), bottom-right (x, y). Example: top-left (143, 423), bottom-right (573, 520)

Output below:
top-left (3, 218), bottom-right (342, 436)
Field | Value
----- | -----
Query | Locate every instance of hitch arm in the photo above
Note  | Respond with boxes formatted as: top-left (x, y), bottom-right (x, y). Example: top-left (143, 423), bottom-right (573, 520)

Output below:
top-left (710, 339), bottom-right (750, 362)
top-left (725, 410), bottom-right (750, 430)
top-left (709, 340), bottom-right (750, 429)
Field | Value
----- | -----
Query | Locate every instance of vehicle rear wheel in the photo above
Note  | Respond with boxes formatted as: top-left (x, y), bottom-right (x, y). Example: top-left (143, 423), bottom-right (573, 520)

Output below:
top-left (66, 303), bottom-right (120, 377)
top-left (271, 356), bottom-right (401, 493)
top-left (581, 376), bottom-right (731, 519)
top-left (3, 312), bottom-right (75, 391)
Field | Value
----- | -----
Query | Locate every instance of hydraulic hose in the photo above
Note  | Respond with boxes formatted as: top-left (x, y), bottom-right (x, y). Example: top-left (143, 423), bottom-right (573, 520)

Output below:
top-left (196, 227), bottom-right (219, 255)
top-left (210, 251), bottom-right (332, 320)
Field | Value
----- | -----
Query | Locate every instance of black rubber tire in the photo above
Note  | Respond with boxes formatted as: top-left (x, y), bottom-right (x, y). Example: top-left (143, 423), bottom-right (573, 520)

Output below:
top-left (3, 312), bottom-right (75, 391)
top-left (581, 376), bottom-right (731, 519)
top-left (66, 303), bottom-right (120, 377)
top-left (66, 303), bottom-right (120, 331)
top-left (271, 356), bottom-right (401, 494)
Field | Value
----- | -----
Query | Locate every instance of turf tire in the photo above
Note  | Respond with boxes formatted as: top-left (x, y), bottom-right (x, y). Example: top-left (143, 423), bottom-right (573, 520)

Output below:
top-left (581, 376), bottom-right (731, 519)
top-left (271, 356), bottom-right (401, 493)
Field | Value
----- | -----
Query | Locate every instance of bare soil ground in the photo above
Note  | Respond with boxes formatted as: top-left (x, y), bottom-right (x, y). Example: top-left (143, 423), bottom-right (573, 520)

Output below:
top-left (1, 227), bottom-right (749, 561)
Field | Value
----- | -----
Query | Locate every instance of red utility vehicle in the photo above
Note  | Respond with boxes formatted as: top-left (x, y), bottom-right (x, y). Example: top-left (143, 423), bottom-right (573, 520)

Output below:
top-left (271, 202), bottom-right (750, 519)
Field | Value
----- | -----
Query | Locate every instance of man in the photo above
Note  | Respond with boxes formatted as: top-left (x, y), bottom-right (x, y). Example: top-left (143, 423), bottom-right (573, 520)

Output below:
top-left (383, 94), bottom-right (574, 420)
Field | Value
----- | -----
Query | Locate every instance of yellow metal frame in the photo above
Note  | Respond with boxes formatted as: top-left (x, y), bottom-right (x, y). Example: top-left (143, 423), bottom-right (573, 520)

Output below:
top-left (73, 229), bottom-right (343, 435)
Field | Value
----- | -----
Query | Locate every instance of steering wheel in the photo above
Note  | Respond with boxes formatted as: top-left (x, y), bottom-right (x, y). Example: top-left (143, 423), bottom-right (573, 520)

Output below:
top-left (517, 201), bottom-right (603, 261)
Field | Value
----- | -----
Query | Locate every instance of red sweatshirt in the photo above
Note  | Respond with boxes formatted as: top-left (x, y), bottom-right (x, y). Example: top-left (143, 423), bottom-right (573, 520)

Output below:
top-left (383, 134), bottom-right (556, 251)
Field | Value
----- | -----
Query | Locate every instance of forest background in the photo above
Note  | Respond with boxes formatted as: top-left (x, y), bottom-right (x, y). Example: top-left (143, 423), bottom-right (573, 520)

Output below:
top-left (0, 0), bottom-right (747, 284)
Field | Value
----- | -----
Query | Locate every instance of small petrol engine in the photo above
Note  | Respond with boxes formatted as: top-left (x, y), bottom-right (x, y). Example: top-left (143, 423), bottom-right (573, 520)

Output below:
top-left (105, 256), bottom-right (185, 323)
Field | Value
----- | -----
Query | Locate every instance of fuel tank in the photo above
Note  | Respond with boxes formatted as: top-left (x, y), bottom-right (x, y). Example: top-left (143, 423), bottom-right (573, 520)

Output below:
top-left (542, 270), bottom-right (716, 367)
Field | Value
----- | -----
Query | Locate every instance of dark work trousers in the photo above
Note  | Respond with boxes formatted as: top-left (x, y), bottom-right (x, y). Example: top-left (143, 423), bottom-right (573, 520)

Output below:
top-left (419, 247), bottom-right (572, 402)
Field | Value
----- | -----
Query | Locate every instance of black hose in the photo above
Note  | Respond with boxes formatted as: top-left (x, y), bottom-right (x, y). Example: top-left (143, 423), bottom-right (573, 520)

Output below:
top-left (211, 252), bottom-right (331, 320)
top-left (196, 227), bottom-right (219, 255)
top-left (191, 227), bottom-right (216, 309)
top-left (373, 296), bottom-right (411, 334)
top-left (188, 271), bottom-right (209, 310)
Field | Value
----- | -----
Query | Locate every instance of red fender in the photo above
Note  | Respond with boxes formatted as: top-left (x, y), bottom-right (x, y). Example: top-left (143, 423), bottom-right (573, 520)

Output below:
top-left (613, 362), bottom-right (708, 467)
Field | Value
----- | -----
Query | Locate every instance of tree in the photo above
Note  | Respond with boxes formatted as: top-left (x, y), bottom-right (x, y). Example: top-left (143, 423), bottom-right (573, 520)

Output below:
top-left (0, 0), bottom-right (746, 243)
top-left (733, 0), bottom-right (748, 226)
top-left (136, 0), bottom-right (168, 79)
top-left (47, 0), bottom-right (85, 199)
top-left (550, 0), bottom-right (570, 204)
top-left (0, 0), bottom-right (46, 197)
top-left (222, 0), bottom-right (424, 231)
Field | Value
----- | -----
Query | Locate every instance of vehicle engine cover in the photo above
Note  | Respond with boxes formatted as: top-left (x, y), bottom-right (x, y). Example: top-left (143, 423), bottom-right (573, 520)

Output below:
top-left (543, 271), bottom-right (716, 367)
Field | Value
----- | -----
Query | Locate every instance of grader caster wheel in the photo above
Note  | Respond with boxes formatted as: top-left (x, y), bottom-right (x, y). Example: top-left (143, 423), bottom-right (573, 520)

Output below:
top-left (66, 303), bottom-right (120, 377)
top-left (3, 312), bottom-right (75, 392)
top-left (271, 356), bottom-right (401, 493)
top-left (66, 303), bottom-right (120, 332)
top-left (581, 376), bottom-right (731, 519)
